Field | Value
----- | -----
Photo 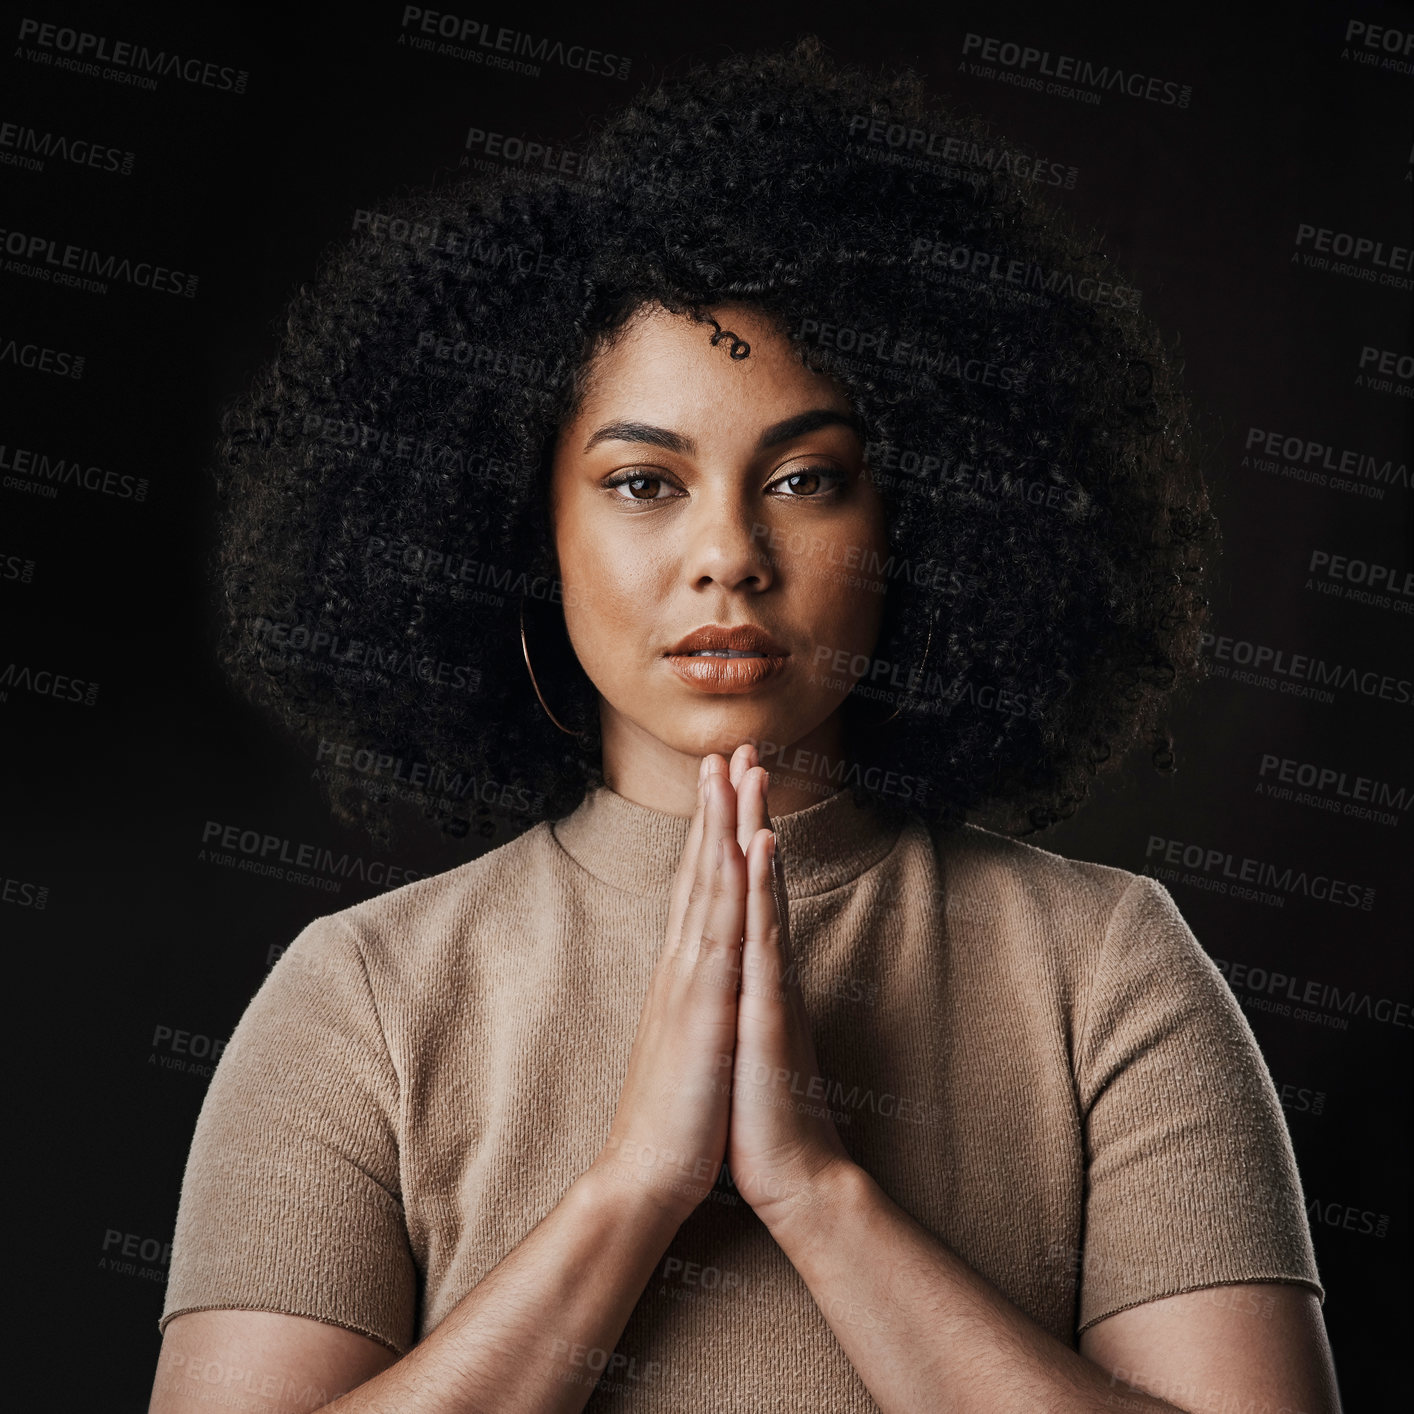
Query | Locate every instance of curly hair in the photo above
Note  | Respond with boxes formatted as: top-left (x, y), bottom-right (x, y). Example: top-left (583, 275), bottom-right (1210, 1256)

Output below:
top-left (212, 35), bottom-right (1215, 845)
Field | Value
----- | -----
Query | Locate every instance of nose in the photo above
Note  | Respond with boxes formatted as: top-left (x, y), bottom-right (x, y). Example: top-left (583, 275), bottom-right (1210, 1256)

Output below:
top-left (681, 488), bottom-right (776, 593)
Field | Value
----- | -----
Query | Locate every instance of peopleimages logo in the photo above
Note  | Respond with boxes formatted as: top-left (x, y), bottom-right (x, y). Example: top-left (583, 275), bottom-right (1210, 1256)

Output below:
top-left (1256, 753), bottom-right (1409, 828)
top-left (15, 18), bottom-right (250, 92)
top-left (251, 617), bottom-right (481, 694)
top-left (397, 7), bottom-right (631, 80)
top-left (1306, 549), bottom-right (1414, 615)
top-left (1356, 346), bottom-right (1413, 399)
top-left (1, 227), bottom-right (198, 297)
top-left (1200, 631), bottom-right (1412, 707)
top-left (463, 127), bottom-right (598, 180)
top-left (1293, 224), bottom-right (1413, 291)
top-left (0, 662), bottom-right (99, 707)
top-left (199, 820), bottom-right (420, 893)
top-left (0, 441), bottom-right (149, 502)
top-left (793, 318), bottom-right (1025, 391)
top-left (1145, 836), bottom-right (1375, 911)
top-left (1243, 427), bottom-right (1409, 496)
top-left (0, 337), bottom-right (84, 378)
top-left (846, 116), bottom-right (1079, 190)
top-left (911, 238), bottom-right (1141, 311)
top-left (351, 208), bottom-right (571, 280)
top-left (315, 737), bottom-right (545, 815)
top-left (1341, 19), bottom-right (1414, 76)
top-left (960, 33), bottom-right (1192, 107)
top-left (0, 121), bottom-right (135, 176)
top-left (1213, 956), bottom-right (1412, 1032)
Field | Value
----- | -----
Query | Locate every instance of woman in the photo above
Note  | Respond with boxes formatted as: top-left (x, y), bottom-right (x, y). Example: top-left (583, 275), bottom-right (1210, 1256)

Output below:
top-left (149, 38), bottom-right (1340, 1414)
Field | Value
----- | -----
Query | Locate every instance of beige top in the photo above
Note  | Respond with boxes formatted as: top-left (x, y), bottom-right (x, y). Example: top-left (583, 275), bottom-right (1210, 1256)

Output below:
top-left (160, 783), bottom-right (1323, 1408)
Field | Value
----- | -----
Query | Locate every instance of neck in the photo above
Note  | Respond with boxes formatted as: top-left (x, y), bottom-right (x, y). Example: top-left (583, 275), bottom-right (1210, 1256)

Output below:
top-left (598, 703), bottom-right (851, 817)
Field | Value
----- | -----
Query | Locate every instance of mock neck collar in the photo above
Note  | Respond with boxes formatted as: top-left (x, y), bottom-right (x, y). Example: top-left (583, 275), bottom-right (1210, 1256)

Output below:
top-left (550, 781), bottom-right (906, 898)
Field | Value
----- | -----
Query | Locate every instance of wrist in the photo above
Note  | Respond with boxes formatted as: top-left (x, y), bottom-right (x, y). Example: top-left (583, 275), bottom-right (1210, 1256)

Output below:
top-left (760, 1156), bottom-right (873, 1254)
top-left (580, 1151), bottom-right (695, 1235)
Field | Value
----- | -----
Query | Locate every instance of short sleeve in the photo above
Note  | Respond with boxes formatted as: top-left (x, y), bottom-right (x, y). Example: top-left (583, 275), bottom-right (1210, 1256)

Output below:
top-left (159, 914), bottom-right (417, 1354)
top-left (1073, 875), bottom-right (1324, 1336)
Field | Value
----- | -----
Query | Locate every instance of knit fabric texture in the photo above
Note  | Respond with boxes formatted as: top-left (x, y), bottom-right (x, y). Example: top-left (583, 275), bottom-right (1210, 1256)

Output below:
top-left (160, 783), bottom-right (1324, 1408)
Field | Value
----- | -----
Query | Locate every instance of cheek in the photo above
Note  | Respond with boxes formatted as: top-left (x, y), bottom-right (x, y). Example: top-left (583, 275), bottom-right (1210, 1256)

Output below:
top-left (799, 515), bottom-right (890, 645)
top-left (820, 578), bottom-right (887, 655)
top-left (564, 540), bottom-right (628, 612)
top-left (557, 530), bottom-right (658, 666)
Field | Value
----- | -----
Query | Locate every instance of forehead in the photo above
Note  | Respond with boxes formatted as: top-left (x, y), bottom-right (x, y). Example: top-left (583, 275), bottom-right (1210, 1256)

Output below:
top-left (570, 304), bottom-right (852, 426)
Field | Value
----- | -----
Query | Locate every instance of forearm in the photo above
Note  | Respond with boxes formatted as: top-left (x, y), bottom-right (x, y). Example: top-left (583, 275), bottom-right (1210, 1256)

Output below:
top-left (322, 1162), bottom-right (681, 1414)
top-left (768, 1162), bottom-right (1183, 1414)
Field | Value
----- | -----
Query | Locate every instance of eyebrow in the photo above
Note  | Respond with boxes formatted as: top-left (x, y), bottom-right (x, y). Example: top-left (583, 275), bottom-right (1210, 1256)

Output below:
top-left (581, 407), bottom-right (864, 456)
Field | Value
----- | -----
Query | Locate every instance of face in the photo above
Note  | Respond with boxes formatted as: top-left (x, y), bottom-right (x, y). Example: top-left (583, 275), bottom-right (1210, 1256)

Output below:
top-left (549, 302), bottom-right (890, 776)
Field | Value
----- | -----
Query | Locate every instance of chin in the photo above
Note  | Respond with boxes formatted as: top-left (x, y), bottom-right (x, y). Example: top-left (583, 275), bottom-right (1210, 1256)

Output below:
top-left (658, 698), bottom-right (833, 760)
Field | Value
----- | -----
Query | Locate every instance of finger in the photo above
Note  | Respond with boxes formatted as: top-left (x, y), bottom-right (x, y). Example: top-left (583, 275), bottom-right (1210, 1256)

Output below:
top-left (706, 752), bottom-right (741, 870)
top-left (679, 771), bottom-right (735, 953)
top-left (681, 755), bottom-right (714, 894)
top-left (728, 742), bottom-right (756, 792)
top-left (751, 829), bottom-right (807, 1043)
top-left (687, 752), bottom-right (712, 862)
top-left (667, 757), bottom-right (714, 944)
top-left (737, 764), bottom-right (769, 860)
top-left (742, 828), bottom-right (784, 1010)
top-left (697, 827), bottom-right (746, 998)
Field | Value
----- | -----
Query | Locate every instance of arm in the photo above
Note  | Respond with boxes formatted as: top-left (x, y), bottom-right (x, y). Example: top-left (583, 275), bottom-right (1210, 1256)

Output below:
top-left (763, 1160), bottom-right (1339, 1413)
top-left (719, 751), bottom-right (1339, 1412)
top-left (152, 761), bottom-right (749, 1412)
top-left (151, 1161), bottom-right (682, 1414)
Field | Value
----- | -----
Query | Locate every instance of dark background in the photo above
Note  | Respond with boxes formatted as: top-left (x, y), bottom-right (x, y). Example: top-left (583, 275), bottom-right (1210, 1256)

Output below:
top-left (4, 1), bottom-right (1410, 1406)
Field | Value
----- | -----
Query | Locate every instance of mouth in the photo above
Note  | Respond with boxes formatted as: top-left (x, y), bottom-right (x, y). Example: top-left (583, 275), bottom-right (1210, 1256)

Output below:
top-left (665, 625), bottom-right (790, 693)
top-left (666, 624), bottom-right (790, 656)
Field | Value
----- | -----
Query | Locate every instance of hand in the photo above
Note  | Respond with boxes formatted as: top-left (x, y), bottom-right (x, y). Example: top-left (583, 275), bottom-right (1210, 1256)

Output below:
top-left (591, 755), bottom-right (745, 1226)
top-left (719, 744), bottom-right (854, 1232)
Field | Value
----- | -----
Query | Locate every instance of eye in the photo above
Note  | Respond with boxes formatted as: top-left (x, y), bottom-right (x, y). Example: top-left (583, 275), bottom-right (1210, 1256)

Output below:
top-left (604, 472), bottom-right (683, 502)
top-left (767, 465), bottom-right (844, 497)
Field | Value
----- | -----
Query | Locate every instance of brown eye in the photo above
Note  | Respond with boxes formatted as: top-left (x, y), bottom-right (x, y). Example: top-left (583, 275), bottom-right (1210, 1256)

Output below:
top-left (769, 466), bottom-right (843, 497)
top-left (606, 474), bottom-right (677, 501)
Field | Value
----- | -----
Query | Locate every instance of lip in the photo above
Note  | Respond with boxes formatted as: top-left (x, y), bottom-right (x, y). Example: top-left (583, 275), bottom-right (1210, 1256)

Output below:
top-left (665, 623), bottom-right (790, 694)
top-left (667, 624), bottom-right (789, 656)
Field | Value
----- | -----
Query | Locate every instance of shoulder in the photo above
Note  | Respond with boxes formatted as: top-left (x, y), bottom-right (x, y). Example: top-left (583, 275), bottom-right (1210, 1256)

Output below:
top-left (908, 818), bottom-right (1200, 1012)
top-left (926, 823), bottom-right (1239, 1092)
top-left (289, 818), bottom-right (562, 973)
top-left (928, 818), bottom-right (1150, 932)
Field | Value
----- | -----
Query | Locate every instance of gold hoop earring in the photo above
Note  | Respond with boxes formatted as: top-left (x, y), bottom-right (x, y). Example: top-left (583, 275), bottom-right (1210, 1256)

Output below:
top-left (519, 596), bottom-right (587, 738)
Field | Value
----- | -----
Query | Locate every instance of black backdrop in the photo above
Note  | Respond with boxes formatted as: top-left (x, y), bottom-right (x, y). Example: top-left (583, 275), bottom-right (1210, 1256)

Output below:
top-left (4, 1), bottom-right (1410, 1407)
